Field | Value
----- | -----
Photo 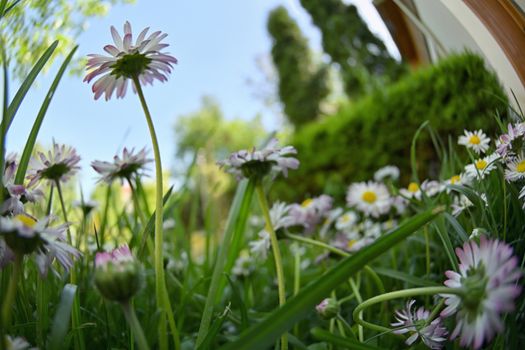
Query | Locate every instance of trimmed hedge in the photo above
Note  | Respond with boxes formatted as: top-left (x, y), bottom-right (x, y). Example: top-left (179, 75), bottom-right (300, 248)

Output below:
top-left (274, 53), bottom-right (508, 201)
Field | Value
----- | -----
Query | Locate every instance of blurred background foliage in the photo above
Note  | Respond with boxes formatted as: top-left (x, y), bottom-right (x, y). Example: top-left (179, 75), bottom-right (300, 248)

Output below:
top-left (1, 0), bottom-right (135, 79)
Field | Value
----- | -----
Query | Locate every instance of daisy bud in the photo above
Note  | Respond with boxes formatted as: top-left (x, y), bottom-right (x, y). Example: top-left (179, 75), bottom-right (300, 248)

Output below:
top-left (94, 245), bottom-right (143, 302)
top-left (315, 298), bottom-right (340, 320)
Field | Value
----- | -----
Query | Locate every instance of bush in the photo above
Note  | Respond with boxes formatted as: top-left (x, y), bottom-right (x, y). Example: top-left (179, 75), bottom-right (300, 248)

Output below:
top-left (275, 53), bottom-right (508, 201)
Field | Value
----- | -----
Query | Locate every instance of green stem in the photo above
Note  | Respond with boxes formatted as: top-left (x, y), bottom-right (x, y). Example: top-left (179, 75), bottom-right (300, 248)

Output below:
top-left (336, 314), bottom-right (355, 339)
top-left (132, 76), bottom-right (170, 350)
top-left (121, 301), bottom-right (150, 350)
top-left (352, 287), bottom-right (464, 334)
top-left (348, 278), bottom-right (363, 342)
top-left (255, 183), bottom-right (288, 350)
top-left (55, 181), bottom-right (85, 350)
top-left (1, 254), bottom-right (22, 328)
top-left (46, 183), bottom-right (54, 215)
top-left (293, 251), bottom-right (301, 337)
top-left (99, 184), bottom-right (112, 248)
top-left (126, 176), bottom-right (147, 226)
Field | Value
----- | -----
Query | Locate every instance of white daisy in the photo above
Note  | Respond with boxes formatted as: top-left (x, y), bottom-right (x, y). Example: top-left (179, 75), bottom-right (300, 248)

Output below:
top-left (26, 141), bottom-right (81, 186)
top-left (451, 195), bottom-right (473, 217)
top-left (420, 180), bottom-right (445, 197)
top-left (464, 153), bottom-right (500, 180)
top-left (458, 129), bottom-right (490, 154)
top-left (335, 211), bottom-right (359, 233)
top-left (504, 153), bottom-right (525, 182)
top-left (91, 147), bottom-right (152, 183)
top-left (288, 195), bottom-right (333, 232)
top-left (248, 230), bottom-right (271, 260)
top-left (373, 165), bottom-right (400, 182)
top-left (399, 182), bottom-right (421, 200)
top-left (217, 138), bottom-right (299, 180)
top-left (346, 181), bottom-right (391, 218)
top-left (391, 300), bottom-right (448, 349)
top-left (84, 21), bottom-right (177, 100)
top-left (441, 236), bottom-right (522, 349)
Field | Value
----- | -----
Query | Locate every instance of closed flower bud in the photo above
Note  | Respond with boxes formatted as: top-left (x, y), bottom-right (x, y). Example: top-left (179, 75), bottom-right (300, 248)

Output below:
top-left (316, 298), bottom-right (340, 320)
top-left (94, 245), bottom-right (143, 302)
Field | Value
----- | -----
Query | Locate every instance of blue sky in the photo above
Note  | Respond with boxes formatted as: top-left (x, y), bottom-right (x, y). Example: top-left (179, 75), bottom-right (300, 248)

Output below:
top-left (7, 0), bottom-right (396, 193)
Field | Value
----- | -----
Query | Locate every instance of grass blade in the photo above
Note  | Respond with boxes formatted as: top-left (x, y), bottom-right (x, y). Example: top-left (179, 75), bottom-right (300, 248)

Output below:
top-left (220, 207), bottom-right (443, 350)
top-left (373, 267), bottom-right (438, 287)
top-left (1, 40), bottom-right (58, 134)
top-left (48, 283), bottom-right (77, 350)
top-left (195, 178), bottom-right (255, 347)
top-left (14, 45), bottom-right (78, 184)
top-left (410, 120), bottom-right (429, 182)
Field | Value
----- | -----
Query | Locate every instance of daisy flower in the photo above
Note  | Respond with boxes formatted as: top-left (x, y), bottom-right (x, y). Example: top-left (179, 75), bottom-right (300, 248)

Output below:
top-left (496, 122), bottom-right (525, 158)
top-left (288, 195), bottom-right (332, 232)
top-left (373, 165), bottom-right (400, 182)
top-left (458, 129), bottom-right (490, 154)
top-left (335, 211), bottom-right (359, 233)
top-left (84, 21), bottom-right (178, 100)
top-left (248, 230), bottom-right (271, 260)
top-left (504, 153), bottom-right (525, 182)
top-left (391, 300), bottom-right (448, 349)
top-left (27, 142), bottom-right (81, 186)
top-left (347, 181), bottom-right (391, 218)
top-left (420, 180), bottom-right (445, 197)
top-left (451, 195), bottom-right (473, 217)
top-left (441, 236), bottom-right (522, 349)
top-left (400, 182), bottom-right (421, 200)
top-left (464, 153), bottom-right (500, 180)
top-left (95, 245), bottom-right (143, 302)
top-left (91, 147), bottom-right (152, 183)
top-left (2, 153), bottom-right (43, 215)
top-left (232, 252), bottom-right (255, 278)
top-left (217, 138), bottom-right (299, 180)
top-left (0, 215), bottom-right (80, 277)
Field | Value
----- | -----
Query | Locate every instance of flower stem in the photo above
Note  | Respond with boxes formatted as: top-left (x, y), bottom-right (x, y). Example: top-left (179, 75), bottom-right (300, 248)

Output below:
top-left (131, 76), bottom-right (170, 350)
top-left (99, 184), bottom-right (112, 248)
top-left (121, 301), bottom-right (150, 350)
top-left (255, 183), bottom-right (288, 350)
top-left (352, 287), bottom-right (464, 334)
top-left (1, 254), bottom-right (22, 328)
top-left (55, 181), bottom-right (85, 350)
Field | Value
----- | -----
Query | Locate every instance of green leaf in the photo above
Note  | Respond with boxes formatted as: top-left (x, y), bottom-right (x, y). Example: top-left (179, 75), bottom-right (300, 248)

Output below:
top-left (226, 274), bottom-right (249, 331)
top-left (48, 283), bottom-right (77, 350)
top-left (443, 212), bottom-right (469, 242)
top-left (195, 178), bottom-right (255, 347)
top-left (1, 40), bottom-right (58, 134)
top-left (219, 207), bottom-right (443, 350)
top-left (14, 45), bottom-right (78, 184)
top-left (410, 120), bottom-right (429, 182)
top-left (310, 328), bottom-right (381, 350)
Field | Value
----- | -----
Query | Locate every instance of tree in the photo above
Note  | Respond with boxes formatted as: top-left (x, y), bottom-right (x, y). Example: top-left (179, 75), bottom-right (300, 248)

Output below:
top-left (1, 0), bottom-right (135, 79)
top-left (299, 0), bottom-right (406, 97)
top-left (267, 6), bottom-right (330, 128)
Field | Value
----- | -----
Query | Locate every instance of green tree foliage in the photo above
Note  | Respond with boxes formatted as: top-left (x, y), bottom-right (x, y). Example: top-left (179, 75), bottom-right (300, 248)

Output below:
top-left (273, 53), bottom-right (508, 201)
top-left (267, 6), bottom-right (329, 128)
top-left (174, 96), bottom-right (267, 165)
top-left (1, 0), bottom-right (135, 79)
top-left (299, 0), bottom-right (406, 98)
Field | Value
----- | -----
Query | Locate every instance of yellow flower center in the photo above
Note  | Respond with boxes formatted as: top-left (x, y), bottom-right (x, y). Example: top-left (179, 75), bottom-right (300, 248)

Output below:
top-left (408, 182), bottom-right (419, 193)
top-left (341, 214), bottom-right (351, 223)
top-left (15, 214), bottom-right (37, 228)
top-left (475, 159), bottom-right (487, 170)
top-left (517, 160), bottom-right (525, 173)
top-left (301, 198), bottom-right (313, 208)
top-left (362, 191), bottom-right (377, 203)
top-left (347, 239), bottom-right (357, 249)
top-left (450, 175), bottom-right (461, 184)
top-left (469, 135), bottom-right (481, 145)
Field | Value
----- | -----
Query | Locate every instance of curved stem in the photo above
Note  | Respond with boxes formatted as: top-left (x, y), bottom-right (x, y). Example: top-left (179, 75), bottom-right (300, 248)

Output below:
top-left (255, 183), bottom-right (288, 350)
top-left (132, 76), bottom-right (172, 350)
top-left (121, 301), bottom-right (150, 350)
top-left (353, 287), bottom-right (464, 334)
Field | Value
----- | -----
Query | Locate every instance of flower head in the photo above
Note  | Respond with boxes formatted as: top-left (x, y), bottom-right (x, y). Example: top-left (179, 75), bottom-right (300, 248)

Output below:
top-left (346, 181), bottom-right (391, 218)
top-left (373, 165), bottom-right (400, 182)
top-left (441, 237), bottom-right (522, 349)
top-left (84, 21), bottom-right (177, 100)
top-left (315, 298), bottom-right (340, 320)
top-left (464, 153), bottom-right (500, 180)
top-left (91, 147), bottom-right (152, 183)
top-left (391, 300), bottom-right (448, 349)
top-left (27, 142), bottom-right (81, 186)
top-left (400, 182), bottom-right (421, 200)
top-left (504, 153), bottom-right (525, 182)
top-left (0, 215), bottom-right (80, 277)
top-left (95, 245), bottom-right (143, 302)
top-left (496, 122), bottom-right (525, 158)
top-left (1, 153), bottom-right (43, 215)
top-left (288, 195), bottom-right (332, 233)
top-left (458, 130), bottom-right (490, 155)
top-left (217, 138), bottom-right (299, 180)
